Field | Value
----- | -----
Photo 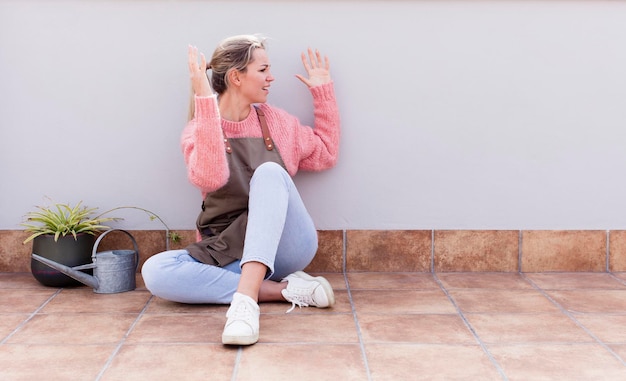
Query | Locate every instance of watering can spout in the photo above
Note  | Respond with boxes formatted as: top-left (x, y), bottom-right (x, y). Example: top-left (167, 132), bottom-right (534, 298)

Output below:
top-left (31, 253), bottom-right (99, 289)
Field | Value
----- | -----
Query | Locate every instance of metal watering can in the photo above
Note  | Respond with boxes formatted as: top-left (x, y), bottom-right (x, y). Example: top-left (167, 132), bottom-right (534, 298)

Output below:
top-left (31, 229), bottom-right (139, 293)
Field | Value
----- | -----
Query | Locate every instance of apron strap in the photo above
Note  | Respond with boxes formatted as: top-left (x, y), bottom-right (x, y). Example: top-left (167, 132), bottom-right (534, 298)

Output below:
top-left (255, 106), bottom-right (274, 151)
top-left (223, 106), bottom-right (273, 154)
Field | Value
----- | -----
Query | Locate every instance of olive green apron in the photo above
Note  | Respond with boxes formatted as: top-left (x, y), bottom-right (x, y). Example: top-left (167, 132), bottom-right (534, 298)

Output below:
top-left (186, 107), bottom-right (286, 266)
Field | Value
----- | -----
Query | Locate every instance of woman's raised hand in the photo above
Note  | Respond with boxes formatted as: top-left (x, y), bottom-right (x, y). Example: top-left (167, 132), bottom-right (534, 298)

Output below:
top-left (296, 48), bottom-right (331, 88)
top-left (188, 45), bottom-right (213, 97)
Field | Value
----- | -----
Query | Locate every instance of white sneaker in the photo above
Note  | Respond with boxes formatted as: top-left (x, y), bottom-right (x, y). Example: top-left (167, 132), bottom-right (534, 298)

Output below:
top-left (281, 271), bottom-right (335, 313)
top-left (222, 292), bottom-right (260, 345)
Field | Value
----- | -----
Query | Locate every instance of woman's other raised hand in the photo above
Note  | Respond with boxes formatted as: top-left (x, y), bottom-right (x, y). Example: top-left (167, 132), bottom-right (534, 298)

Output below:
top-left (188, 45), bottom-right (213, 97)
top-left (296, 48), bottom-right (331, 88)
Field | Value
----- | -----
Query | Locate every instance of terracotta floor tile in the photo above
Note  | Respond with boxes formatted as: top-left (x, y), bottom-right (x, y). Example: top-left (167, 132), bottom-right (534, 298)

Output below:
top-left (0, 289), bottom-right (57, 313)
top-left (359, 314), bottom-right (475, 344)
top-left (449, 289), bottom-right (560, 313)
top-left (0, 272), bottom-right (42, 288)
top-left (261, 290), bottom-right (352, 314)
top-left (0, 344), bottom-right (115, 380)
top-left (521, 230), bottom-right (607, 272)
top-left (547, 290), bottom-right (626, 313)
top-left (100, 344), bottom-right (237, 381)
top-left (351, 290), bottom-right (457, 314)
top-left (146, 291), bottom-right (351, 316)
top-left (347, 272), bottom-right (439, 290)
top-left (313, 272), bottom-right (348, 290)
top-left (3, 271), bottom-right (626, 380)
top-left (465, 313), bottom-right (594, 344)
top-left (489, 343), bottom-right (626, 380)
top-left (134, 273), bottom-right (147, 291)
top-left (41, 288), bottom-right (151, 314)
top-left (0, 231), bottom-right (31, 272)
top-left (346, 230), bottom-right (431, 272)
top-left (366, 343), bottom-right (503, 381)
top-left (237, 343), bottom-right (367, 381)
top-left (575, 314), bottom-right (626, 343)
top-left (610, 231), bottom-right (626, 271)
top-left (609, 344), bottom-right (626, 361)
top-left (434, 230), bottom-right (519, 272)
top-left (525, 272), bottom-right (626, 290)
top-left (259, 313), bottom-right (358, 343)
top-left (0, 314), bottom-right (29, 342)
top-left (6, 313), bottom-right (136, 345)
top-left (437, 272), bottom-right (533, 289)
top-left (144, 297), bottom-right (227, 314)
top-left (126, 314), bottom-right (224, 344)
top-left (305, 230), bottom-right (344, 273)
top-left (612, 272), bottom-right (626, 283)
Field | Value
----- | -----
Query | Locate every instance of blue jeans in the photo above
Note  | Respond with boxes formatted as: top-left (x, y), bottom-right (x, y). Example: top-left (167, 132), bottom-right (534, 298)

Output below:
top-left (142, 162), bottom-right (319, 304)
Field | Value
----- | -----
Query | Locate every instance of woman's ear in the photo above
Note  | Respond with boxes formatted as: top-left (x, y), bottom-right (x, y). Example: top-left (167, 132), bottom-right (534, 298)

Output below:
top-left (228, 69), bottom-right (241, 87)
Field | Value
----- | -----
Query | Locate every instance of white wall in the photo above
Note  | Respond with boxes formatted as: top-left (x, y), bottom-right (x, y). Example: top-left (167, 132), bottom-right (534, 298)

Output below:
top-left (2, 0), bottom-right (626, 231)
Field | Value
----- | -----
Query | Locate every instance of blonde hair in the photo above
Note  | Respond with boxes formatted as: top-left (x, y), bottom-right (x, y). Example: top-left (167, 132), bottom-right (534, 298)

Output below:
top-left (188, 34), bottom-right (267, 121)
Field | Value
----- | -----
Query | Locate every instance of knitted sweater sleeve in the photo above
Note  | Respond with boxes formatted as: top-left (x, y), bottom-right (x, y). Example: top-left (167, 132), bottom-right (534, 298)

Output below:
top-left (263, 82), bottom-right (340, 173)
top-left (180, 95), bottom-right (229, 193)
top-left (299, 83), bottom-right (340, 171)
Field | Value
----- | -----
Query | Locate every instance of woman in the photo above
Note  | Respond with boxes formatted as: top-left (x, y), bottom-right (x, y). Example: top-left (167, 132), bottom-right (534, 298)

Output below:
top-left (142, 34), bottom-right (341, 346)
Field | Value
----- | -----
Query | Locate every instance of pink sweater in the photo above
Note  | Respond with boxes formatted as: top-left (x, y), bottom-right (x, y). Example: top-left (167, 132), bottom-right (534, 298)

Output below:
top-left (181, 82), bottom-right (340, 194)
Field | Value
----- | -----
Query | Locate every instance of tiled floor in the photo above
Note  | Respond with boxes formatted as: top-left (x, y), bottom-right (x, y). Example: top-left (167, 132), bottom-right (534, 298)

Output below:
top-left (2, 271), bottom-right (626, 380)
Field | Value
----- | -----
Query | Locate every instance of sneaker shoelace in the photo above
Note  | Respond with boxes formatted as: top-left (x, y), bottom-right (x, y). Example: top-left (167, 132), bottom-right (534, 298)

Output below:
top-left (283, 291), bottom-right (313, 313)
top-left (227, 300), bottom-right (255, 324)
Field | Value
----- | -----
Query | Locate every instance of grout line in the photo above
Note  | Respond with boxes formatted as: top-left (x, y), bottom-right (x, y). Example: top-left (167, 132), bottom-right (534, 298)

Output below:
top-left (342, 229), bottom-right (347, 276)
top-left (0, 288), bottom-right (62, 345)
top-left (609, 272), bottom-right (626, 286)
top-left (518, 230), bottom-right (523, 273)
top-left (433, 274), bottom-right (510, 381)
top-left (230, 347), bottom-right (243, 381)
top-left (431, 230), bottom-right (435, 273)
top-left (94, 294), bottom-right (154, 381)
top-left (341, 229), bottom-right (350, 291)
top-left (343, 262), bottom-right (373, 381)
top-left (606, 230), bottom-right (611, 272)
top-left (522, 274), bottom-right (626, 367)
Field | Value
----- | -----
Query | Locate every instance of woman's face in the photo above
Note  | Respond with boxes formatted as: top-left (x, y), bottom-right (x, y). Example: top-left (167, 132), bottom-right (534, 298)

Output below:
top-left (238, 48), bottom-right (274, 104)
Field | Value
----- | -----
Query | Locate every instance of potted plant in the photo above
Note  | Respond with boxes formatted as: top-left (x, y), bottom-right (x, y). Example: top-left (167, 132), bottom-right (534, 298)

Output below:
top-left (21, 201), bottom-right (115, 287)
top-left (22, 200), bottom-right (182, 287)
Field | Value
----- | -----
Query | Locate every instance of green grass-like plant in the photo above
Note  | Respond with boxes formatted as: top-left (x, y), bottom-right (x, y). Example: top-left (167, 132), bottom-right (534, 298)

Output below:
top-left (21, 201), bottom-right (116, 244)
top-left (22, 200), bottom-right (182, 249)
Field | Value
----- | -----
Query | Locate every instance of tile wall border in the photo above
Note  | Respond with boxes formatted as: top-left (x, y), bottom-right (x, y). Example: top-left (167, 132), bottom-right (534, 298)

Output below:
top-left (2, 229), bottom-right (625, 273)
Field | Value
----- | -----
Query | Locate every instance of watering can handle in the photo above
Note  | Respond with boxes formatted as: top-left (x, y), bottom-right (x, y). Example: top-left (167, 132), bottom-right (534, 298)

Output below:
top-left (92, 229), bottom-right (140, 270)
